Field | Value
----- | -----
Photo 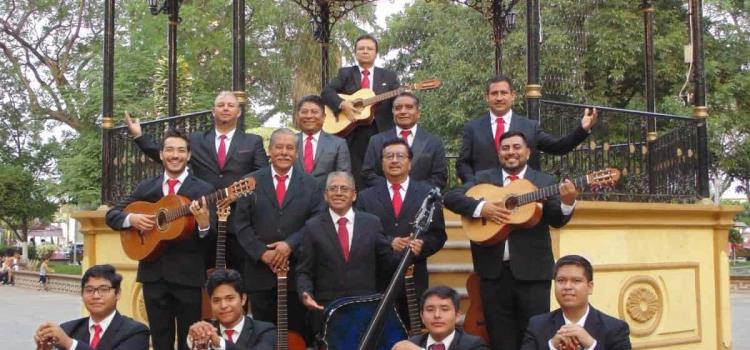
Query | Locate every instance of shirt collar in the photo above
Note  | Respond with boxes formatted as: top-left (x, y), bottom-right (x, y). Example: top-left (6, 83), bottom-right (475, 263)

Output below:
top-left (502, 165), bottom-right (528, 182)
top-left (387, 177), bottom-right (410, 192)
top-left (490, 109), bottom-right (513, 125)
top-left (219, 316), bottom-right (245, 337)
top-left (359, 65), bottom-right (373, 74)
top-left (271, 166), bottom-right (294, 180)
top-left (89, 310), bottom-right (117, 335)
top-left (395, 125), bottom-right (418, 137)
top-left (304, 130), bottom-right (321, 141)
top-left (163, 168), bottom-right (189, 185)
top-left (426, 329), bottom-right (456, 350)
top-left (329, 207), bottom-right (355, 225)
top-left (563, 304), bottom-right (591, 327)
top-left (215, 128), bottom-right (237, 141)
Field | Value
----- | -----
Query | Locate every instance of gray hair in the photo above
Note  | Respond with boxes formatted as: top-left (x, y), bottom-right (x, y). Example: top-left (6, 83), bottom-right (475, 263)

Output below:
top-left (214, 91), bottom-right (239, 106)
top-left (325, 171), bottom-right (355, 189)
top-left (269, 128), bottom-right (297, 148)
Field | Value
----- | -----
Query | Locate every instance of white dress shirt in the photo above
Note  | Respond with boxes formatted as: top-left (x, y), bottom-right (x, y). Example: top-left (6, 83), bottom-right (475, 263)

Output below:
top-left (214, 128), bottom-right (237, 154)
top-left (68, 310), bottom-right (117, 350)
top-left (386, 177), bottom-right (410, 201)
top-left (329, 208), bottom-right (355, 251)
top-left (395, 125), bottom-right (418, 147)
top-left (359, 66), bottom-right (375, 88)
top-left (425, 329), bottom-right (456, 350)
top-left (272, 166), bottom-right (294, 188)
top-left (302, 131), bottom-right (321, 161)
top-left (548, 305), bottom-right (597, 350)
top-left (490, 109), bottom-right (512, 139)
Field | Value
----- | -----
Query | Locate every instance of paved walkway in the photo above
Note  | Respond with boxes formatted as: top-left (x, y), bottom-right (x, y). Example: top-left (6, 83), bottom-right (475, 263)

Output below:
top-left (1, 285), bottom-right (749, 349)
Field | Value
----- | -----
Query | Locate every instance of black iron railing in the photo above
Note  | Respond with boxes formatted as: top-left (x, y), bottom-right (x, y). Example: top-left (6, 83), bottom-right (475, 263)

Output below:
top-left (102, 110), bottom-right (214, 205)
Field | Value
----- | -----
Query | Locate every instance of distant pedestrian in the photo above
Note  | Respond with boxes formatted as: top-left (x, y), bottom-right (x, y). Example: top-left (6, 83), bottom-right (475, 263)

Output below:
top-left (38, 258), bottom-right (53, 291)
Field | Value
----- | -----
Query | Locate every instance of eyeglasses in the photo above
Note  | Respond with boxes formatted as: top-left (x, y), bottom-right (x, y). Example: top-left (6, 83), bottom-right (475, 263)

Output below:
top-left (83, 285), bottom-right (114, 296)
top-left (383, 153), bottom-right (408, 161)
top-left (326, 185), bottom-right (353, 193)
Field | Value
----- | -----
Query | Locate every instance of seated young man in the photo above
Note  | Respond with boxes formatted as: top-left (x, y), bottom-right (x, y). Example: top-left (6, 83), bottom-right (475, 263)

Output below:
top-left (521, 255), bottom-right (631, 350)
top-left (33, 264), bottom-right (150, 350)
top-left (391, 286), bottom-right (489, 350)
top-left (188, 269), bottom-right (276, 350)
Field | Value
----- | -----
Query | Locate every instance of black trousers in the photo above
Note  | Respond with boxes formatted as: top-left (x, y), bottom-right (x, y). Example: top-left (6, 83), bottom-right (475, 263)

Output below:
top-left (480, 262), bottom-right (550, 350)
top-left (248, 289), bottom-right (307, 338)
top-left (142, 280), bottom-right (202, 350)
top-left (346, 124), bottom-right (377, 191)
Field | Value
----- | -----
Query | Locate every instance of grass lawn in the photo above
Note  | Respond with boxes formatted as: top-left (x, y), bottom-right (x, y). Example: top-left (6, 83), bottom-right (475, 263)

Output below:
top-left (48, 262), bottom-right (82, 276)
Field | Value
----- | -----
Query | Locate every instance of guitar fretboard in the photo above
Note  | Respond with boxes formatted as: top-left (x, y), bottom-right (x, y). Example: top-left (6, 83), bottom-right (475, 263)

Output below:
top-left (276, 274), bottom-right (288, 350)
top-left (215, 220), bottom-right (227, 270)
top-left (163, 188), bottom-right (229, 223)
top-left (404, 269), bottom-right (422, 336)
top-left (361, 87), bottom-right (406, 106)
top-left (515, 175), bottom-right (589, 206)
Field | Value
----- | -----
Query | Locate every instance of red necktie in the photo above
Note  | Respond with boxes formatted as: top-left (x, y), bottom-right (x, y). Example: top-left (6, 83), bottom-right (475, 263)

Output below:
top-left (391, 183), bottom-right (403, 217)
top-left (494, 117), bottom-right (505, 150)
top-left (507, 175), bottom-right (519, 182)
top-left (217, 135), bottom-right (227, 169)
top-left (304, 134), bottom-right (314, 174)
top-left (90, 324), bottom-right (102, 348)
top-left (430, 344), bottom-right (445, 350)
top-left (224, 329), bottom-right (235, 344)
top-left (337, 217), bottom-right (350, 261)
top-left (361, 69), bottom-right (370, 89)
top-left (400, 130), bottom-right (411, 143)
top-left (167, 178), bottom-right (179, 195)
top-left (275, 174), bottom-right (288, 207)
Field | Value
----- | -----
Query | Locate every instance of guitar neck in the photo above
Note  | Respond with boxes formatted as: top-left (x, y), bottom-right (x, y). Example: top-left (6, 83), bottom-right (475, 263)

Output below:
top-left (403, 267), bottom-right (422, 336)
top-left (362, 87), bottom-right (405, 106)
top-left (516, 175), bottom-right (589, 206)
top-left (215, 220), bottom-right (227, 270)
top-left (165, 188), bottom-right (229, 222)
top-left (276, 275), bottom-right (288, 350)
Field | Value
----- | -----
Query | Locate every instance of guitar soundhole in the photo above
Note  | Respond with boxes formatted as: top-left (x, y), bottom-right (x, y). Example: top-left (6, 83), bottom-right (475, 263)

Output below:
top-left (156, 210), bottom-right (167, 230)
top-left (504, 196), bottom-right (519, 210)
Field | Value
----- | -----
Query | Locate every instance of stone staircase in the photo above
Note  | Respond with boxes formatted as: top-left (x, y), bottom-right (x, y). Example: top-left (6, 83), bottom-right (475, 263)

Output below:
top-left (427, 210), bottom-right (474, 313)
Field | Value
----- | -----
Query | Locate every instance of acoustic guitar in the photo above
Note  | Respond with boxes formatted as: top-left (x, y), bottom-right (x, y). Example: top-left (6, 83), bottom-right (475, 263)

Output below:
top-left (463, 272), bottom-right (490, 345)
top-left (462, 168), bottom-right (620, 246)
top-left (322, 79), bottom-right (442, 136)
top-left (120, 177), bottom-right (256, 261)
top-left (200, 204), bottom-right (231, 320)
top-left (403, 265), bottom-right (423, 337)
top-left (274, 261), bottom-right (306, 350)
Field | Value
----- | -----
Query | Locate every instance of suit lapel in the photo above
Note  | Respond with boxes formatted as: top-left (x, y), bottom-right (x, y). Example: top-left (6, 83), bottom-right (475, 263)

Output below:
top-left (223, 129), bottom-right (242, 167)
top-left (352, 66), bottom-right (362, 91)
top-left (480, 113), bottom-right (495, 146)
top-left (320, 213), bottom-right (347, 263)
top-left (411, 128), bottom-right (427, 162)
top-left (258, 169), bottom-right (279, 209)
top-left (376, 184), bottom-right (396, 221)
top-left (95, 312), bottom-right (123, 350)
top-left (236, 316), bottom-right (256, 347)
top-left (583, 306), bottom-right (604, 345)
top-left (204, 129), bottom-right (220, 173)
top-left (314, 133), bottom-right (329, 169)
top-left (280, 170), bottom-right (303, 209)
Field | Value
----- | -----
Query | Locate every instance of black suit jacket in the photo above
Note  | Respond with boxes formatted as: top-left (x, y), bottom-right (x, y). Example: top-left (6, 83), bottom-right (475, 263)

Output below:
top-left (356, 179), bottom-right (446, 293)
top-left (295, 131), bottom-right (351, 185)
top-left (58, 312), bottom-right (150, 350)
top-left (361, 127), bottom-right (448, 189)
top-left (105, 174), bottom-right (214, 287)
top-left (408, 329), bottom-right (489, 350)
top-left (232, 167), bottom-right (323, 292)
top-left (444, 167), bottom-right (572, 281)
top-left (456, 112), bottom-right (590, 183)
top-left (134, 128), bottom-right (268, 233)
top-left (296, 210), bottom-right (399, 303)
top-left (521, 306), bottom-right (632, 350)
top-left (213, 316), bottom-right (276, 350)
top-left (321, 66), bottom-right (401, 132)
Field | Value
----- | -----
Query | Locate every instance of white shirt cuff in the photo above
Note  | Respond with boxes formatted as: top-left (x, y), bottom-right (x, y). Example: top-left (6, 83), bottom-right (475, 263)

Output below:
top-left (69, 339), bottom-right (78, 350)
top-left (122, 214), bottom-right (132, 228)
top-left (560, 200), bottom-right (576, 216)
top-left (198, 226), bottom-right (210, 238)
top-left (585, 339), bottom-right (597, 350)
top-left (472, 201), bottom-right (486, 218)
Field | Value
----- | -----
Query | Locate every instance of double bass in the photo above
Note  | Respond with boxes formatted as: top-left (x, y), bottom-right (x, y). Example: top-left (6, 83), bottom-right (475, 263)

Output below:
top-left (320, 188), bottom-right (442, 350)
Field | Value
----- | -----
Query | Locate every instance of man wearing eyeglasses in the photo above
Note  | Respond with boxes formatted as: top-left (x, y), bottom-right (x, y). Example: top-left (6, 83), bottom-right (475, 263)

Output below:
top-left (33, 264), bottom-right (149, 350)
top-left (296, 171), bottom-right (400, 336)
top-left (357, 138), bottom-right (447, 334)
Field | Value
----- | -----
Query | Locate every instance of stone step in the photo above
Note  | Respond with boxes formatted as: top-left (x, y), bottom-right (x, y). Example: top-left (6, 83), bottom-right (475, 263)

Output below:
top-left (429, 240), bottom-right (472, 264)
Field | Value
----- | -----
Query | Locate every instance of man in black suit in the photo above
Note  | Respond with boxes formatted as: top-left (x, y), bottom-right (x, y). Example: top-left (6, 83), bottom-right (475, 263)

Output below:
top-left (321, 34), bottom-right (401, 189)
top-left (522, 255), bottom-right (631, 350)
top-left (296, 171), bottom-right (399, 335)
top-left (456, 75), bottom-right (598, 183)
top-left (105, 129), bottom-right (214, 350)
top-left (361, 92), bottom-right (448, 189)
top-left (34, 264), bottom-right (150, 350)
top-left (188, 269), bottom-right (275, 350)
top-left (294, 95), bottom-right (351, 185)
top-left (391, 286), bottom-right (489, 350)
top-left (232, 128), bottom-right (323, 336)
top-left (444, 132), bottom-right (579, 350)
top-left (126, 91), bottom-right (268, 272)
top-left (357, 138), bottom-right (447, 331)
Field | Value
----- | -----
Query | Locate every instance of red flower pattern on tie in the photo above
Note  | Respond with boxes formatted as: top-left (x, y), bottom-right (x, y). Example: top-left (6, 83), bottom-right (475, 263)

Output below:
top-left (391, 183), bottom-right (403, 217)
top-left (90, 324), bottom-right (102, 348)
top-left (494, 117), bottom-right (505, 151)
top-left (275, 174), bottom-right (288, 207)
top-left (217, 134), bottom-right (227, 169)
top-left (337, 217), bottom-right (350, 261)
top-left (167, 178), bottom-right (179, 195)
top-left (361, 69), bottom-right (370, 89)
top-left (304, 134), bottom-right (314, 174)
